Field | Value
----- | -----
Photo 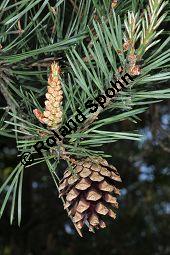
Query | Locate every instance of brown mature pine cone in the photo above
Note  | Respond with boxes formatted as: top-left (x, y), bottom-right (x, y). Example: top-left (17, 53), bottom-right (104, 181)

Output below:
top-left (58, 157), bottom-right (122, 236)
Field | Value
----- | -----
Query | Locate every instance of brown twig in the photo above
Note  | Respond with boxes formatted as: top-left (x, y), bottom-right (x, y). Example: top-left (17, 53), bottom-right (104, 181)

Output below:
top-left (77, 75), bottom-right (132, 132)
top-left (79, 98), bottom-right (111, 132)
top-left (14, 0), bottom-right (24, 34)
top-left (17, 20), bottom-right (24, 34)
top-left (28, 57), bottom-right (62, 67)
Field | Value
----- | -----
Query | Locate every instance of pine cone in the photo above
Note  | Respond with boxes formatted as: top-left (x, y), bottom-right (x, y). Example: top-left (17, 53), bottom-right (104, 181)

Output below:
top-left (58, 157), bottom-right (122, 236)
top-left (33, 62), bottom-right (63, 129)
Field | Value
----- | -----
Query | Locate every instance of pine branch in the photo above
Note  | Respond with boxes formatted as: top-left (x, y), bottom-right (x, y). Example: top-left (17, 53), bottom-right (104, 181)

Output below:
top-left (137, 0), bottom-right (168, 56)
top-left (0, 0), bottom-right (170, 229)
top-left (77, 76), bottom-right (131, 132)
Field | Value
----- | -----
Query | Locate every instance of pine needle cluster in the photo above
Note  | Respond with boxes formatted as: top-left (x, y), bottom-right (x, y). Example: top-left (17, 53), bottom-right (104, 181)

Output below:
top-left (0, 0), bottom-right (170, 235)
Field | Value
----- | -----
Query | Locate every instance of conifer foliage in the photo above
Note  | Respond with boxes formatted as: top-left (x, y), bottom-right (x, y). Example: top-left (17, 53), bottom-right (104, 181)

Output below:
top-left (0, 0), bottom-right (170, 236)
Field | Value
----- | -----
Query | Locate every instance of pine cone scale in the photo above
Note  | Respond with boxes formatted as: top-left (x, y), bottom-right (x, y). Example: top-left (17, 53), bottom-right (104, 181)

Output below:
top-left (59, 157), bottom-right (122, 236)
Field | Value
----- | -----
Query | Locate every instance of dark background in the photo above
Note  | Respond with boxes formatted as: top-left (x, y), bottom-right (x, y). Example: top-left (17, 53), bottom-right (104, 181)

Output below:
top-left (0, 99), bottom-right (169, 255)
